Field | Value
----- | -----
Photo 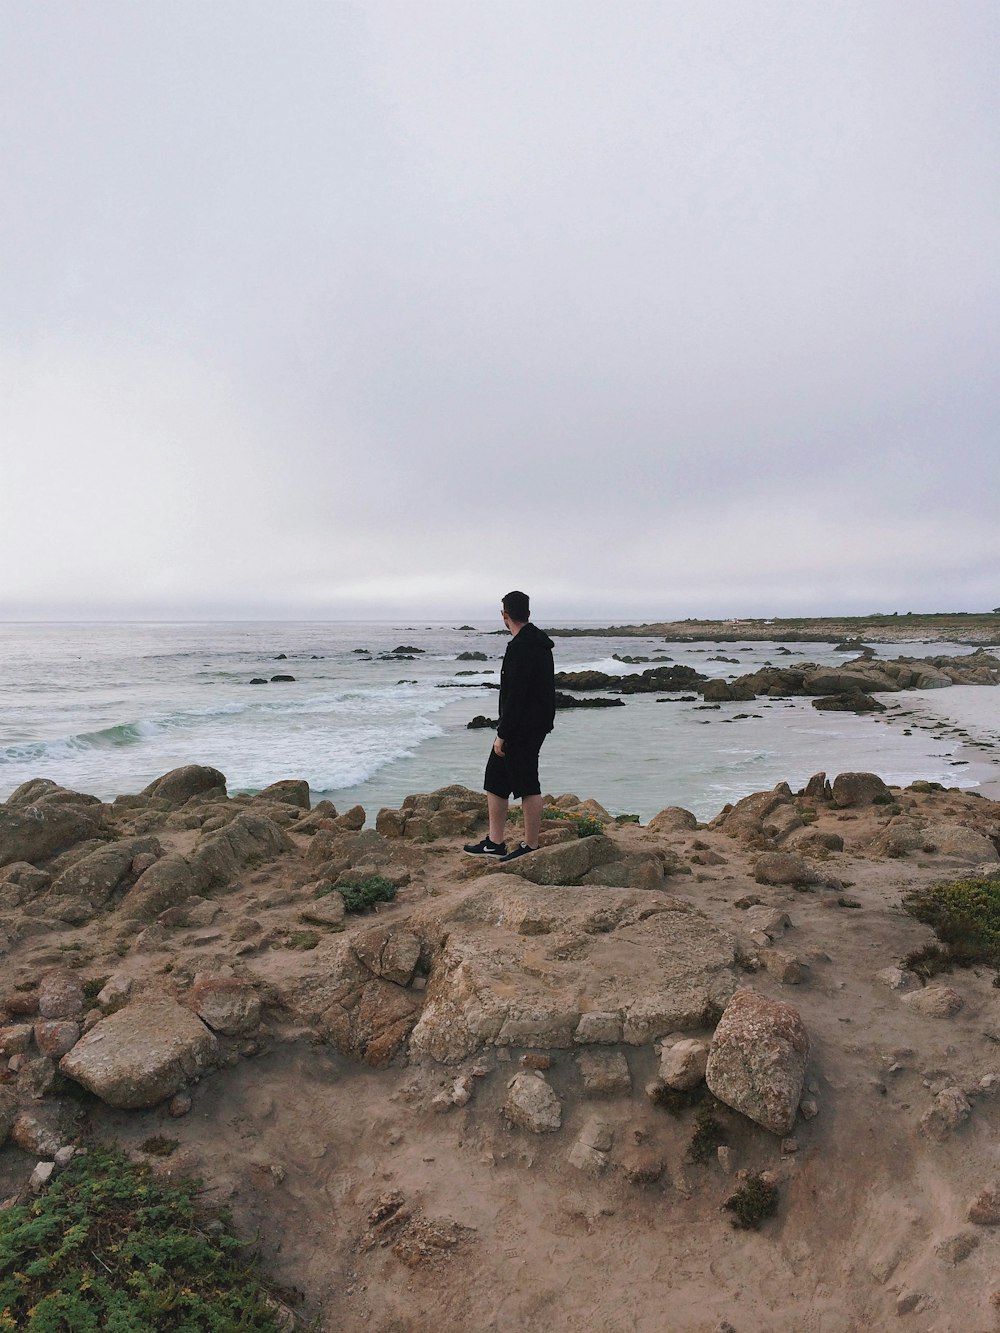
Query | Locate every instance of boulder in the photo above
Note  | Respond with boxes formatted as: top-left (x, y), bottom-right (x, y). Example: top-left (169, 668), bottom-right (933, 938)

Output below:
top-left (812, 691), bottom-right (886, 714)
top-left (647, 807), bottom-right (699, 834)
top-left (119, 854), bottom-right (196, 921)
top-left (256, 779), bottom-right (311, 809)
top-left (830, 772), bottom-right (892, 807)
top-left (50, 836), bottom-right (162, 909)
top-left (922, 824), bottom-right (999, 863)
top-left (189, 976), bottom-right (261, 1035)
top-left (352, 925), bottom-right (423, 986)
top-left (505, 1071), bottom-right (562, 1132)
top-left (59, 994), bottom-right (218, 1109)
top-left (659, 1038), bottom-right (709, 1090)
top-left (33, 1019), bottom-right (81, 1059)
top-left (38, 967), bottom-right (86, 1019)
top-left (753, 852), bottom-right (815, 887)
top-left (705, 990), bottom-right (810, 1135)
top-left (0, 796), bottom-right (102, 869)
top-left (0, 862), bottom-right (52, 907)
top-left (710, 783), bottom-right (794, 841)
top-left (140, 765), bottom-right (228, 807)
top-left (920, 1087), bottom-right (971, 1141)
top-left (577, 1048), bottom-right (632, 1096)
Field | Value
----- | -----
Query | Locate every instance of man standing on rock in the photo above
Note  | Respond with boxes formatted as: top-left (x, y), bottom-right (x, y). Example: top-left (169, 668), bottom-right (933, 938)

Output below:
top-left (464, 590), bottom-right (556, 863)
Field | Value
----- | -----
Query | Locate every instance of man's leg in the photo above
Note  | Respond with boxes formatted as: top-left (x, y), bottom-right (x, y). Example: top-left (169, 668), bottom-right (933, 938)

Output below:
top-left (488, 792), bottom-right (509, 844)
top-left (522, 793), bottom-right (542, 849)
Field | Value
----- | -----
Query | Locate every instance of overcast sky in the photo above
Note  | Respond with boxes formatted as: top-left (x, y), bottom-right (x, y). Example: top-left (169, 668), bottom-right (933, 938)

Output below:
top-left (2, 2), bottom-right (997, 622)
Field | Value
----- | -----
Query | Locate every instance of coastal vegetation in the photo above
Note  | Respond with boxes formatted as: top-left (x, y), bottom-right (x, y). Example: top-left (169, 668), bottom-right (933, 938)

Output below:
top-left (0, 1145), bottom-right (289, 1331)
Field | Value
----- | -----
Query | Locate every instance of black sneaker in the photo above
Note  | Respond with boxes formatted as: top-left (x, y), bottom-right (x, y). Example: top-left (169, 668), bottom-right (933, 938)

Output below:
top-left (463, 836), bottom-right (507, 857)
top-left (499, 842), bottom-right (537, 863)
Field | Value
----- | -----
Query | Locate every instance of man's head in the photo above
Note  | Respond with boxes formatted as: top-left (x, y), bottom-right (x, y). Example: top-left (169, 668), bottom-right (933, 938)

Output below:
top-left (501, 590), bottom-right (530, 627)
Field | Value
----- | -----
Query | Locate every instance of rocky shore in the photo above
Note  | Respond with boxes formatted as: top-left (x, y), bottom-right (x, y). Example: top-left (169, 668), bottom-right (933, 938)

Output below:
top-left (3, 766), bottom-right (1000, 1331)
top-left (547, 613), bottom-right (1000, 647)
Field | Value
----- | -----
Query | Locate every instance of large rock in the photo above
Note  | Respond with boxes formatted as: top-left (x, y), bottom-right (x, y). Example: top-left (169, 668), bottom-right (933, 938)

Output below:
top-left (830, 772), bottom-right (892, 807)
top-left (922, 824), bottom-right (999, 863)
top-left (119, 854), bottom-right (196, 921)
top-left (0, 794), bottom-right (102, 869)
top-left (187, 812), bottom-right (292, 891)
top-left (140, 765), bottom-right (228, 807)
top-left (50, 836), bottom-right (162, 909)
top-left (352, 925), bottom-right (423, 986)
top-left (255, 779), bottom-right (311, 809)
top-left (59, 994), bottom-right (218, 1108)
top-left (705, 990), bottom-right (810, 1135)
top-left (647, 807), bottom-right (699, 834)
top-left (408, 879), bottom-right (737, 1063)
top-left (189, 976), bottom-right (261, 1035)
top-left (505, 1071), bottom-right (562, 1133)
top-left (753, 852), bottom-right (816, 887)
top-left (710, 783), bottom-right (794, 842)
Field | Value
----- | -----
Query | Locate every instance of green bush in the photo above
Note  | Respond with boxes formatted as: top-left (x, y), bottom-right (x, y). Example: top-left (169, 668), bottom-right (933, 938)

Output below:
top-left (336, 875), bottom-right (397, 914)
top-left (901, 877), bottom-right (1000, 969)
top-left (0, 1144), bottom-right (287, 1331)
top-left (723, 1172), bottom-right (779, 1230)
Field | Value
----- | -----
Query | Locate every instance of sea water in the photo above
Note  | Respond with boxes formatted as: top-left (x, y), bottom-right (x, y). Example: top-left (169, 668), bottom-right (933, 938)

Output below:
top-left (0, 622), bottom-right (997, 823)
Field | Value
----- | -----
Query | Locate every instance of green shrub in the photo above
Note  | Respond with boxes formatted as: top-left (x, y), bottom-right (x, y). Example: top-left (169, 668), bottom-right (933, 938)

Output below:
top-left (614, 813), bottom-right (640, 825)
top-left (336, 875), bottom-right (397, 914)
top-left (901, 877), bottom-right (1000, 969)
top-left (901, 942), bottom-right (954, 980)
top-left (723, 1172), bottom-right (779, 1230)
top-left (541, 807), bottom-right (604, 838)
top-left (0, 1144), bottom-right (287, 1331)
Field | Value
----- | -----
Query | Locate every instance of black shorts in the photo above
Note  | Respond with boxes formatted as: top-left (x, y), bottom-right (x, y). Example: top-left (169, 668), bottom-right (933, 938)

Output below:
top-left (484, 735), bottom-right (545, 800)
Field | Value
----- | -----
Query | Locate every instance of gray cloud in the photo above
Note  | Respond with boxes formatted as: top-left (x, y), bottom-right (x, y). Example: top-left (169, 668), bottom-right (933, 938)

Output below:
top-left (2, 1), bottom-right (997, 621)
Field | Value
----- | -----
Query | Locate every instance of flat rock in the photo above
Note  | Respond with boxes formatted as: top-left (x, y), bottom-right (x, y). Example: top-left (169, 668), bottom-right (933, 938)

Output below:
top-left (753, 853), bottom-right (814, 887)
top-left (705, 989), bottom-right (810, 1135)
top-left (59, 993), bottom-right (218, 1108)
top-left (190, 976), bottom-right (261, 1035)
top-left (577, 1048), bottom-right (632, 1095)
top-left (408, 879), bottom-right (737, 1063)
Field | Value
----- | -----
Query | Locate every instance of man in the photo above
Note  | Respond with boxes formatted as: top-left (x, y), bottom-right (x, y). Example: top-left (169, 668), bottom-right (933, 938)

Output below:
top-left (464, 590), bottom-right (556, 862)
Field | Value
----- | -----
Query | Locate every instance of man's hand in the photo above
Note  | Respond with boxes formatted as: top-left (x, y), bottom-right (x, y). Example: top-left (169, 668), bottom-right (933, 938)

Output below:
top-left (493, 736), bottom-right (505, 757)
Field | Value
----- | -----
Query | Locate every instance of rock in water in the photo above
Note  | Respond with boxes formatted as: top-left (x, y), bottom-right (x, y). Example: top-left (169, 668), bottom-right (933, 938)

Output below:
top-left (705, 990), bottom-right (810, 1135)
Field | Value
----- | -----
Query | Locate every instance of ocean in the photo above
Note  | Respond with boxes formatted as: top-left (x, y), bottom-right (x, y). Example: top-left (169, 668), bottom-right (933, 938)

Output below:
top-left (1, 622), bottom-right (998, 823)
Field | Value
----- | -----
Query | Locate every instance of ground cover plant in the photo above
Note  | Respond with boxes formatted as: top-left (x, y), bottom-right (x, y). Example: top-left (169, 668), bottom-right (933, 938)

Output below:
top-left (314, 874), bottom-right (397, 913)
top-left (541, 808), bottom-right (604, 838)
top-left (901, 876), bottom-right (1000, 971)
top-left (0, 1144), bottom-right (290, 1331)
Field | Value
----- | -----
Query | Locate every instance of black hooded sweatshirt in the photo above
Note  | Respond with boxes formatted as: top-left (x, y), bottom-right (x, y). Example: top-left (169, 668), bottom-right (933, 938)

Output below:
top-left (496, 621), bottom-right (556, 743)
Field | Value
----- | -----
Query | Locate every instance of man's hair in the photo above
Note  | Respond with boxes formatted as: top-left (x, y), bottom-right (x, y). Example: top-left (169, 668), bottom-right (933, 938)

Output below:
top-left (502, 590), bottom-right (530, 623)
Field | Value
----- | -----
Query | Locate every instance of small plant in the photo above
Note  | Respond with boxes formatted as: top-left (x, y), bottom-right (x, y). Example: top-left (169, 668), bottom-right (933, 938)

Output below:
top-left (723, 1172), bottom-right (779, 1230)
top-left (902, 877), bottom-right (1000, 969)
top-left (614, 813), bottom-right (641, 825)
top-left (837, 896), bottom-right (862, 909)
top-left (689, 1104), bottom-right (727, 1163)
top-left (0, 1143), bottom-right (288, 1330)
top-left (82, 976), bottom-right (110, 1002)
top-left (872, 792), bottom-right (896, 806)
top-left (287, 930), bottom-right (321, 950)
top-left (901, 942), bottom-right (954, 980)
top-left (140, 1135), bottom-right (179, 1157)
top-left (336, 875), bottom-right (398, 914)
top-left (541, 807), bottom-right (604, 838)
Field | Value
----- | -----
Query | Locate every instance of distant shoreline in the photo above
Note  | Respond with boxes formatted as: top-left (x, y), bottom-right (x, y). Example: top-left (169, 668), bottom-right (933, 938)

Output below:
top-left (545, 613), bottom-right (1000, 647)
